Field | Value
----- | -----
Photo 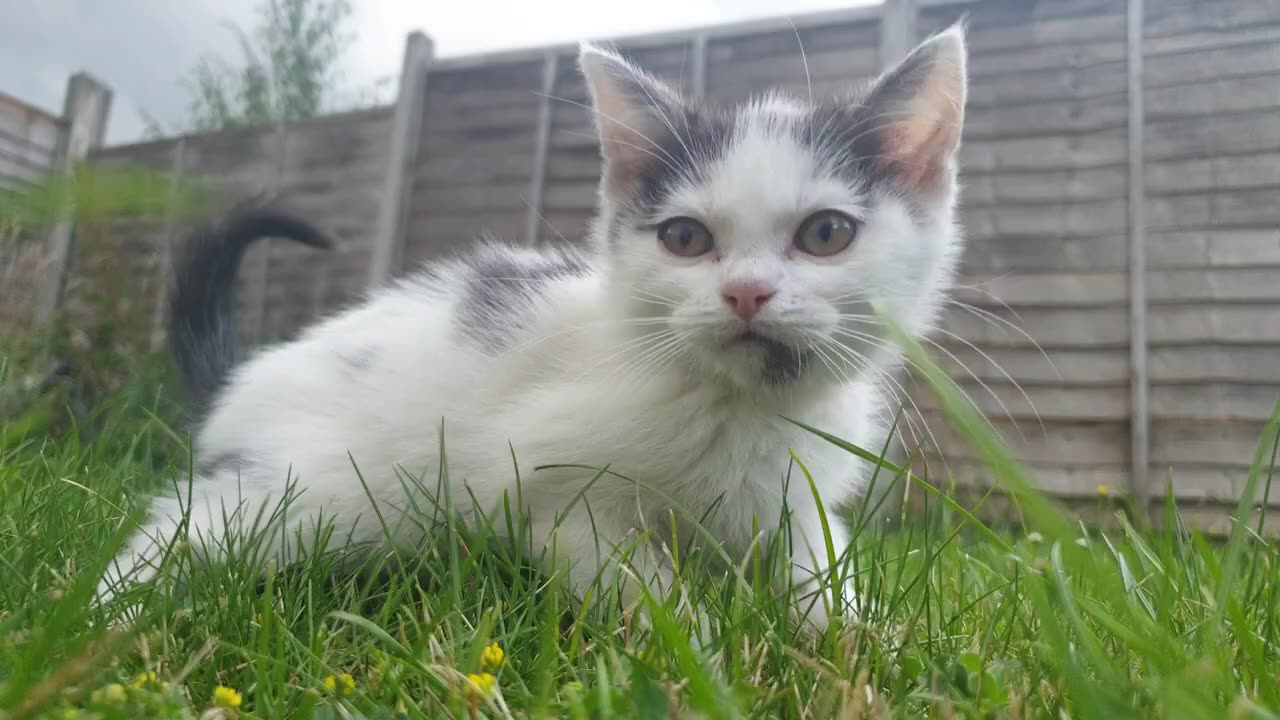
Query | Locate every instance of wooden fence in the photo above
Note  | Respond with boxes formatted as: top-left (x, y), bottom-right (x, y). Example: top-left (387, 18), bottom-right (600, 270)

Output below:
top-left (0, 74), bottom-right (112, 335)
top-left (10, 0), bottom-right (1280, 524)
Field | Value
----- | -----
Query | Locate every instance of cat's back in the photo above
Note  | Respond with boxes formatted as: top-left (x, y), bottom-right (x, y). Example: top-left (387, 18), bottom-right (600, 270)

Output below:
top-left (199, 242), bottom-right (601, 451)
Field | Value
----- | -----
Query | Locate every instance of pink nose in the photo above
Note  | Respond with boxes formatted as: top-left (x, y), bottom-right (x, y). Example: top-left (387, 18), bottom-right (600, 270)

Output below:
top-left (722, 280), bottom-right (776, 321)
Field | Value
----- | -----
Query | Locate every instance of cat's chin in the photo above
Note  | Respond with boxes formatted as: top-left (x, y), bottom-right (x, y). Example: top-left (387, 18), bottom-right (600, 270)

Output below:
top-left (682, 330), bottom-right (822, 392)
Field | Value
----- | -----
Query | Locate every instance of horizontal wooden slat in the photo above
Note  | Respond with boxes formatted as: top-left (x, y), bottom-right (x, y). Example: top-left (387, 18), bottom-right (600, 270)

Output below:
top-left (1150, 383), bottom-right (1280, 422)
top-left (704, 47), bottom-right (880, 87)
top-left (938, 458), bottom-right (1129, 498)
top-left (706, 21), bottom-right (879, 64)
top-left (1148, 269), bottom-right (1280, 303)
top-left (1151, 346), bottom-right (1280, 383)
top-left (961, 130), bottom-right (1127, 172)
top-left (1147, 188), bottom-right (1280, 230)
top-left (1144, 22), bottom-right (1280, 57)
top-left (1148, 305), bottom-right (1280, 344)
top-left (951, 271), bottom-right (1127, 307)
top-left (1146, 112), bottom-right (1280, 160)
top-left (930, 346), bottom-right (1130, 385)
top-left (1151, 419), bottom-right (1279, 467)
top-left (961, 167), bottom-right (1128, 204)
top-left (541, 181), bottom-right (599, 211)
top-left (938, 306), bottom-right (1129, 349)
top-left (416, 151), bottom-right (538, 185)
top-left (1146, 152), bottom-right (1280, 194)
top-left (966, 11), bottom-right (1128, 53)
top-left (961, 199), bottom-right (1127, 238)
top-left (1146, 230), bottom-right (1280, 269)
top-left (966, 39), bottom-right (1128, 76)
top-left (967, 63), bottom-right (1127, 108)
top-left (414, 180), bottom-right (532, 213)
top-left (966, 97), bottom-right (1128, 139)
top-left (915, 380), bottom-right (1131, 420)
top-left (1144, 38), bottom-right (1280, 87)
top-left (1145, 74), bottom-right (1280, 121)
top-left (1144, 0), bottom-right (1280, 38)
top-left (962, 234), bottom-right (1128, 272)
top-left (919, 413), bottom-right (1129, 465)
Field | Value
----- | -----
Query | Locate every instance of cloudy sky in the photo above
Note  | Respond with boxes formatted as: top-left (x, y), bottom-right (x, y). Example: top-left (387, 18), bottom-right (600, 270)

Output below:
top-left (2, 0), bottom-right (875, 145)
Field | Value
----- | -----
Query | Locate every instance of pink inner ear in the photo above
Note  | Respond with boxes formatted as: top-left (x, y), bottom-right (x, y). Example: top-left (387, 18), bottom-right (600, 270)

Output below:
top-left (879, 115), bottom-right (959, 193)
top-left (876, 79), bottom-right (964, 193)
top-left (601, 132), bottom-right (653, 193)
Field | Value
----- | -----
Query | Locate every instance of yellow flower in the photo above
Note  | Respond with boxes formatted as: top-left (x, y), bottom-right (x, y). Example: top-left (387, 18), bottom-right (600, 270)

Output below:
top-left (467, 672), bottom-right (497, 699)
top-left (323, 673), bottom-right (357, 696)
top-left (213, 685), bottom-right (243, 709)
top-left (94, 683), bottom-right (128, 704)
top-left (1097, 484), bottom-right (1111, 498)
top-left (132, 671), bottom-right (158, 689)
top-left (481, 642), bottom-right (505, 669)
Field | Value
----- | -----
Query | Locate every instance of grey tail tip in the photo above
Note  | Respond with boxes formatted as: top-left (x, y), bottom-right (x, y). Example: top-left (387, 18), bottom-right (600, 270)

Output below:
top-left (167, 201), bottom-right (333, 409)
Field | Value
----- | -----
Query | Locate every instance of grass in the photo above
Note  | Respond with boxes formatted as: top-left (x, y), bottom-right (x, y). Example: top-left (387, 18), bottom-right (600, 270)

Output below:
top-left (1, 335), bottom-right (1279, 720)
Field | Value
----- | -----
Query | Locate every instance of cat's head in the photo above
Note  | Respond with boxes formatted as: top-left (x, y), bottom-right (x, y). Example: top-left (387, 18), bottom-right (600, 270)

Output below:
top-left (580, 26), bottom-right (967, 392)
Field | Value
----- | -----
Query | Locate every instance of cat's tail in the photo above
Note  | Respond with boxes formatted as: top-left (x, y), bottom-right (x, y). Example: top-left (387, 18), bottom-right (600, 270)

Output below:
top-left (169, 202), bottom-right (333, 407)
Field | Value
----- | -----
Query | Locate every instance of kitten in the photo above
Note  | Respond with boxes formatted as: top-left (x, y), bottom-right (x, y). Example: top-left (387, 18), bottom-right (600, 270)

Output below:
top-left (98, 26), bottom-right (968, 631)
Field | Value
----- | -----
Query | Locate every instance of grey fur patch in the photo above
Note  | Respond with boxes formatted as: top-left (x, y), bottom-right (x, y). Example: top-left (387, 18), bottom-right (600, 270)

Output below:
top-left (338, 346), bottom-right (378, 375)
top-left (198, 451), bottom-right (250, 477)
top-left (455, 250), bottom-right (590, 353)
top-left (627, 103), bottom-right (736, 219)
top-left (758, 337), bottom-right (811, 386)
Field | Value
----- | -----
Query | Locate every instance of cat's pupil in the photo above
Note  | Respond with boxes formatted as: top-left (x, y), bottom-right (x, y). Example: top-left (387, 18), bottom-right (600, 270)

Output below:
top-left (818, 222), bottom-right (833, 243)
top-left (680, 228), bottom-right (692, 246)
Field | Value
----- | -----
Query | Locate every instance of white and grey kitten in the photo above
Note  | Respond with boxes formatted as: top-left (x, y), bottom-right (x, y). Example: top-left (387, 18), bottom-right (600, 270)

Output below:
top-left (98, 27), bottom-right (968, 630)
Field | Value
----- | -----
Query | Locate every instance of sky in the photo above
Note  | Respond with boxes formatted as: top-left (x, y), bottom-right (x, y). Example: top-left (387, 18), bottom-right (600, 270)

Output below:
top-left (1, 0), bottom-right (875, 145)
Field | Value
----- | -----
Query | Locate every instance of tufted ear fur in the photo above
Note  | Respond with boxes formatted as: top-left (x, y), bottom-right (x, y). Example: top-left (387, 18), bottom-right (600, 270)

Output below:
top-left (858, 24), bottom-right (968, 195)
top-left (578, 43), bottom-right (685, 194)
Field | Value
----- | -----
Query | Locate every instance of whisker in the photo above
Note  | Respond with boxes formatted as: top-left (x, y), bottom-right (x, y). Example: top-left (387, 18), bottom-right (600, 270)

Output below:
top-left (557, 130), bottom-right (682, 177)
top-left (926, 327), bottom-right (1047, 435)
top-left (949, 280), bottom-right (1025, 322)
top-left (829, 326), bottom-right (1002, 450)
top-left (787, 18), bottom-right (813, 107)
top-left (946, 300), bottom-right (1061, 381)
top-left (817, 335), bottom-right (942, 469)
top-left (538, 93), bottom-right (682, 167)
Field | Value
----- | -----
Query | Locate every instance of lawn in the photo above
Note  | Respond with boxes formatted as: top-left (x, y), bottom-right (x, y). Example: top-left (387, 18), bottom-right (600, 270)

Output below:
top-left (1, 337), bottom-right (1278, 720)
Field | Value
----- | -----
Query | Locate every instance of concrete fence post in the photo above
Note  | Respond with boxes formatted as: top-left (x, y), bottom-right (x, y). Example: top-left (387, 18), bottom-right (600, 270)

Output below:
top-left (32, 72), bottom-right (112, 326)
top-left (1126, 0), bottom-right (1150, 512)
top-left (369, 31), bottom-right (434, 287)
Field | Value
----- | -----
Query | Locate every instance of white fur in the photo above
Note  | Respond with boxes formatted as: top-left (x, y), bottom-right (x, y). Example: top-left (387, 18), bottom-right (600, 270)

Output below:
top-left (99, 28), bottom-right (969, 631)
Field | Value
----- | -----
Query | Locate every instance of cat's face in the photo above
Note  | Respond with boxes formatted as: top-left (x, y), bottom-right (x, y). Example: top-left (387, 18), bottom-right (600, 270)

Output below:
top-left (581, 28), bottom-right (967, 391)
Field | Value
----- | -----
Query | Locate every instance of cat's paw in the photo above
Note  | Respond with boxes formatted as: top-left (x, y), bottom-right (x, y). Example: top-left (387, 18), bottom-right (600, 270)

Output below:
top-left (792, 579), bottom-right (860, 634)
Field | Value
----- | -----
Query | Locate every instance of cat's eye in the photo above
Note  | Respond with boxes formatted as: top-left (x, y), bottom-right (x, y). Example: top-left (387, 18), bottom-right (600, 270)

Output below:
top-left (657, 217), bottom-right (714, 257)
top-left (794, 210), bottom-right (858, 257)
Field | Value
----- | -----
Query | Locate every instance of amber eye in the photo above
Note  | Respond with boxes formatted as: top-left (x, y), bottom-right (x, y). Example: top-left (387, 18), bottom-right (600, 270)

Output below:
top-left (794, 210), bottom-right (858, 257)
top-left (657, 217), bottom-right (714, 257)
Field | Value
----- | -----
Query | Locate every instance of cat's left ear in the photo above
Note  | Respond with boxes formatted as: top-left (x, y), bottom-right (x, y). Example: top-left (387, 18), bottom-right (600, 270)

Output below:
top-left (859, 23), bottom-right (968, 195)
top-left (579, 43), bottom-right (683, 192)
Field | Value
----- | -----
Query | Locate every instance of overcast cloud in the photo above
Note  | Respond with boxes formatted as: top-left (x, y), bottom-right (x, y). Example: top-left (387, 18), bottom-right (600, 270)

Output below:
top-left (1, 0), bottom-right (875, 145)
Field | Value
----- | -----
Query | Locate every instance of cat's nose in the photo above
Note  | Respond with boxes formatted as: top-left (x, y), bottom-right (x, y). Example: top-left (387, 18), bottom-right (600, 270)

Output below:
top-left (722, 280), bottom-right (777, 321)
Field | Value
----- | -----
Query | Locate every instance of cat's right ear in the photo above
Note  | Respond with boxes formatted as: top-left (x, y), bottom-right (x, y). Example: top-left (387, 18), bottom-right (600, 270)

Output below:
top-left (579, 44), bottom-right (680, 192)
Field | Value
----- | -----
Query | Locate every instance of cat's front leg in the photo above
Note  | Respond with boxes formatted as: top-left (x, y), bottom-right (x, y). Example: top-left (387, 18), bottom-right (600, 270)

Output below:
top-left (782, 502), bottom-right (858, 632)
top-left (529, 509), bottom-right (721, 644)
top-left (532, 511), bottom-right (677, 608)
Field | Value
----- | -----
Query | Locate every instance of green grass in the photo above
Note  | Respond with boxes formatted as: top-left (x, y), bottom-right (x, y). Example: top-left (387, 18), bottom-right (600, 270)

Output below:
top-left (1, 337), bottom-right (1279, 720)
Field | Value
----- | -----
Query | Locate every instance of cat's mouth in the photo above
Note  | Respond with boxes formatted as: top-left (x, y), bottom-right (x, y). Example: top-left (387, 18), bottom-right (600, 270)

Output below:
top-left (726, 329), bottom-right (787, 350)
